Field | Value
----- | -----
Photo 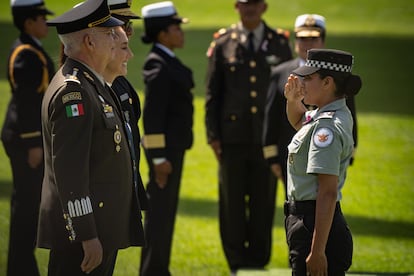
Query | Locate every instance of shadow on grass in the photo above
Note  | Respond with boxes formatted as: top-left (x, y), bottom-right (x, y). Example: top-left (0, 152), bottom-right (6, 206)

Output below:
top-left (178, 197), bottom-right (414, 240)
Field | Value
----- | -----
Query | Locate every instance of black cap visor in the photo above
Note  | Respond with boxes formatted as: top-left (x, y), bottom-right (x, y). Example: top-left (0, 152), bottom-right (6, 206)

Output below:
top-left (292, 65), bottom-right (320, 77)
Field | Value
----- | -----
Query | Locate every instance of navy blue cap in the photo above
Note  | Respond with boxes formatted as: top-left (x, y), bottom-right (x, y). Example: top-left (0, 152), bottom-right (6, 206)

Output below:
top-left (47, 0), bottom-right (124, 34)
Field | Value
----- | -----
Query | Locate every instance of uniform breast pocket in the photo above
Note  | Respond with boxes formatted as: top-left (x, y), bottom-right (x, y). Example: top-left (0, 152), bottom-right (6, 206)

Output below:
top-left (288, 138), bottom-right (301, 157)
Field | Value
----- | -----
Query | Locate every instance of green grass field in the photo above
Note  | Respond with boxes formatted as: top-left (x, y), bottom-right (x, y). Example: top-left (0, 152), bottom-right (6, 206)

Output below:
top-left (0, 0), bottom-right (414, 275)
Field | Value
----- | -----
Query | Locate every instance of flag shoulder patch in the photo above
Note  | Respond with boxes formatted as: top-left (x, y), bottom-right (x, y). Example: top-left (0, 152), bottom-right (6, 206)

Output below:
top-left (65, 103), bottom-right (85, 118)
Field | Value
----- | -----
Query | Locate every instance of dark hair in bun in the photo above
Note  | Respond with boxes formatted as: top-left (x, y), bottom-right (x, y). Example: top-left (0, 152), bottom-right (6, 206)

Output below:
top-left (318, 69), bottom-right (362, 97)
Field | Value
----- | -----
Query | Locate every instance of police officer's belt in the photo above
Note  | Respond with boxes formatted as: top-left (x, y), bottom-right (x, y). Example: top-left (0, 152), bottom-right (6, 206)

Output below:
top-left (284, 200), bottom-right (341, 216)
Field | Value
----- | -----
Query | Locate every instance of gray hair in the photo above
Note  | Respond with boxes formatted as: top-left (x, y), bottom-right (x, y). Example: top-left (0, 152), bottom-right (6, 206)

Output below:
top-left (58, 29), bottom-right (90, 57)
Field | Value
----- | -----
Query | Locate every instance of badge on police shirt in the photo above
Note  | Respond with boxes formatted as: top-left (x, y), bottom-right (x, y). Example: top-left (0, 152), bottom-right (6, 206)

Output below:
top-left (313, 127), bottom-right (334, 148)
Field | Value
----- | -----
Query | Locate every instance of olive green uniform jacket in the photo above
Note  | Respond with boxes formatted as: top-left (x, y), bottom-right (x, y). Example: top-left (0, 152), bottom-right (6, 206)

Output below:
top-left (38, 58), bottom-right (145, 251)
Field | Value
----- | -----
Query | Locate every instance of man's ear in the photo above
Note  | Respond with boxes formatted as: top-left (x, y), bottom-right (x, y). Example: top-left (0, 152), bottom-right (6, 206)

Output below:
top-left (84, 33), bottom-right (95, 48)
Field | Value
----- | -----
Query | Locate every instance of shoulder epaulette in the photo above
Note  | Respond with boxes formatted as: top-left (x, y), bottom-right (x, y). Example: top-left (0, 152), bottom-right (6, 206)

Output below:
top-left (315, 111), bottom-right (336, 121)
top-left (213, 27), bottom-right (228, 39)
top-left (276, 28), bottom-right (290, 39)
top-left (64, 68), bottom-right (81, 84)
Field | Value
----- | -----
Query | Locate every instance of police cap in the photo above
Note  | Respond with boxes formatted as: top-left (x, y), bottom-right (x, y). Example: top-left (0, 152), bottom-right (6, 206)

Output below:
top-left (47, 0), bottom-right (124, 34)
top-left (108, 0), bottom-right (140, 19)
top-left (293, 49), bottom-right (354, 77)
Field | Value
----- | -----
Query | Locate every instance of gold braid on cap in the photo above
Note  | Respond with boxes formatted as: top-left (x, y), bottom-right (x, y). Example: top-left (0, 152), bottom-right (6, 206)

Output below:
top-left (88, 14), bottom-right (111, 28)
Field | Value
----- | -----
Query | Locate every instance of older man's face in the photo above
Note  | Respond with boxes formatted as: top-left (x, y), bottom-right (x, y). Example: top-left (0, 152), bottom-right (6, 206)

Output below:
top-left (88, 27), bottom-right (117, 70)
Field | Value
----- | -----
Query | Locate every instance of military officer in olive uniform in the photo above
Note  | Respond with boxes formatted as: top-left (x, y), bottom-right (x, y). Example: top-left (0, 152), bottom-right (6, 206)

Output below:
top-left (37, 0), bottom-right (145, 275)
top-left (1, 0), bottom-right (54, 275)
top-left (139, 2), bottom-right (194, 275)
top-left (205, 0), bottom-right (292, 272)
top-left (284, 49), bottom-right (361, 275)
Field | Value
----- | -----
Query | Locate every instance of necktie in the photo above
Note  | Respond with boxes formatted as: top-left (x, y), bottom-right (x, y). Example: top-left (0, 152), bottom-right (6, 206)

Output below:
top-left (248, 32), bottom-right (255, 53)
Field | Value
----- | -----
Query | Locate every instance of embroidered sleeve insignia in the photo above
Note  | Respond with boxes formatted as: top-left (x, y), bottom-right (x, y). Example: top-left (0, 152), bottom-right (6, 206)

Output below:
top-left (313, 127), bottom-right (334, 148)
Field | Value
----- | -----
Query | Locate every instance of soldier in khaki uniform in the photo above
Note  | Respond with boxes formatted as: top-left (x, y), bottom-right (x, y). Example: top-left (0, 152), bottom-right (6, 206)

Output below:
top-left (284, 49), bottom-right (362, 275)
top-left (38, 0), bottom-right (145, 275)
top-left (205, 0), bottom-right (292, 273)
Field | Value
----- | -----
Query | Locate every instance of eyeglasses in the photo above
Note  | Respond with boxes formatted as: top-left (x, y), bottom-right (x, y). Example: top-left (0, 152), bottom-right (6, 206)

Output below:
top-left (123, 21), bottom-right (134, 36)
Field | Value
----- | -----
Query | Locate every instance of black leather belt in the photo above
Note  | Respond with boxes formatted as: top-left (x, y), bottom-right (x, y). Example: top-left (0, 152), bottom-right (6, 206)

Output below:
top-left (284, 200), bottom-right (341, 216)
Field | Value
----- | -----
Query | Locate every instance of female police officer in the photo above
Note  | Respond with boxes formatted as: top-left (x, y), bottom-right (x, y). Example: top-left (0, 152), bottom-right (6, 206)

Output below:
top-left (283, 49), bottom-right (362, 276)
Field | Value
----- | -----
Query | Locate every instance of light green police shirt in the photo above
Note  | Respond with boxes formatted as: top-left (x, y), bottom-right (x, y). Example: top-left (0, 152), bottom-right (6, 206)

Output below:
top-left (287, 98), bottom-right (354, 201)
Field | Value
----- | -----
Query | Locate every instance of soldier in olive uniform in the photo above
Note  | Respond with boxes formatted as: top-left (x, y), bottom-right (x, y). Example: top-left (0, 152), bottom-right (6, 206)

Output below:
top-left (205, 0), bottom-right (292, 272)
top-left (263, 15), bottom-right (359, 201)
top-left (284, 49), bottom-right (361, 275)
top-left (1, 0), bottom-right (54, 275)
top-left (37, 0), bottom-right (145, 275)
top-left (139, 2), bottom-right (194, 275)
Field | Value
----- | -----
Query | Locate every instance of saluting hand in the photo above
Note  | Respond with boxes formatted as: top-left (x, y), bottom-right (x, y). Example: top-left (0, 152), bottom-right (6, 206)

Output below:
top-left (284, 74), bottom-right (304, 103)
top-left (81, 238), bottom-right (103, 274)
top-left (154, 160), bottom-right (173, 189)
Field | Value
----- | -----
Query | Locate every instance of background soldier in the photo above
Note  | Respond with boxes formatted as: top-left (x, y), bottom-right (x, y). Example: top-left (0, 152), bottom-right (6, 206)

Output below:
top-left (205, 0), bottom-right (292, 273)
top-left (139, 2), bottom-right (194, 275)
top-left (2, 0), bottom-right (54, 275)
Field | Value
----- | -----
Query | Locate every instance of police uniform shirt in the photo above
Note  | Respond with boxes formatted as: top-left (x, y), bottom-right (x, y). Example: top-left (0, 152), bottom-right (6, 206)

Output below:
top-left (287, 98), bottom-right (354, 201)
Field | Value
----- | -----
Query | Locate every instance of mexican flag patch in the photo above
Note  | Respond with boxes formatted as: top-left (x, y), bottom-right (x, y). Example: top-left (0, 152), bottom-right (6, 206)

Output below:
top-left (66, 103), bottom-right (84, 118)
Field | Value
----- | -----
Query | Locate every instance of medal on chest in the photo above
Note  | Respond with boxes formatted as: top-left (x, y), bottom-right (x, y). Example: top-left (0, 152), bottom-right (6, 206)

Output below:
top-left (114, 124), bottom-right (122, 152)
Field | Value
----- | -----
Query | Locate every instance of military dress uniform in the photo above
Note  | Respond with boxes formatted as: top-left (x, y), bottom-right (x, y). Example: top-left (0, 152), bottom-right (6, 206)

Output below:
top-left (205, 21), bottom-right (292, 270)
top-left (140, 44), bottom-right (194, 276)
top-left (263, 58), bottom-right (359, 199)
top-left (285, 99), bottom-right (354, 275)
top-left (38, 57), bottom-right (145, 274)
top-left (112, 76), bottom-right (148, 211)
top-left (1, 31), bottom-right (54, 276)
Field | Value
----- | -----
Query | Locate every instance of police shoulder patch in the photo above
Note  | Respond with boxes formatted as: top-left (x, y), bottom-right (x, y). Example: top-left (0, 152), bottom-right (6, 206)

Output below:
top-left (313, 127), bottom-right (334, 148)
